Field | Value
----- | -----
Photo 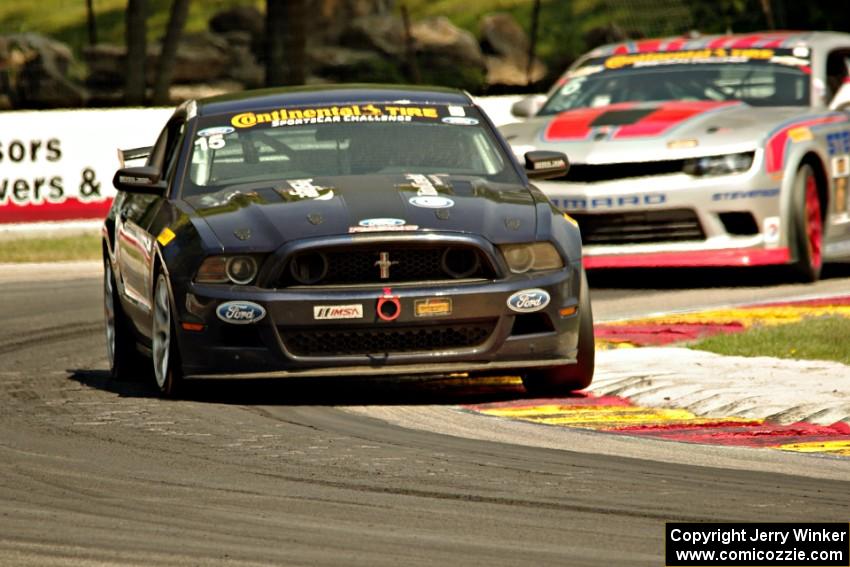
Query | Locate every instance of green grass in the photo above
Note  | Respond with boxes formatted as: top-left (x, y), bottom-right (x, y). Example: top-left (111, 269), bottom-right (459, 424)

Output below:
top-left (693, 316), bottom-right (850, 366)
top-left (0, 234), bottom-right (102, 263)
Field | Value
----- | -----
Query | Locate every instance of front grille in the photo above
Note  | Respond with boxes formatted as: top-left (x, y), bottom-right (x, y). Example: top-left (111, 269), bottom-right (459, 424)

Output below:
top-left (558, 160), bottom-right (686, 183)
top-left (279, 244), bottom-right (495, 287)
top-left (572, 209), bottom-right (705, 245)
top-left (281, 320), bottom-right (496, 356)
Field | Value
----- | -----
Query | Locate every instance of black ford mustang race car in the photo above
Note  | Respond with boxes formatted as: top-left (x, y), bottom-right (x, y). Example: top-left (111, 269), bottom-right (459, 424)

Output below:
top-left (102, 85), bottom-right (593, 396)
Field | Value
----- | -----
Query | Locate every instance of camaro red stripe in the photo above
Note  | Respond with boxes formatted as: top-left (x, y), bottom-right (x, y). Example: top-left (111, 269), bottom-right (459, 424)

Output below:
top-left (764, 115), bottom-right (848, 173)
top-left (612, 100), bottom-right (737, 139)
top-left (583, 247), bottom-right (791, 269)
top-left (0, 197), bottom-right (113, 224)
top-left (543, 104), bottom-right (635, 141)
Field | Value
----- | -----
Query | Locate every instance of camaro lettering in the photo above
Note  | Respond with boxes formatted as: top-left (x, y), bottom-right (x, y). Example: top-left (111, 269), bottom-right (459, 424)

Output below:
top-left (551, 194), bottom-right (666, 209)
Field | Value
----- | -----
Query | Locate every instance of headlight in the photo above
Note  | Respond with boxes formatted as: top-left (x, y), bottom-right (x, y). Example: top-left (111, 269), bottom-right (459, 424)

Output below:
top-left (499, 242), bottom-right (564, 274)
top-left (195, 255), bottom-right (258, 285)
top-left (683, 152), bottom-right (754, 176)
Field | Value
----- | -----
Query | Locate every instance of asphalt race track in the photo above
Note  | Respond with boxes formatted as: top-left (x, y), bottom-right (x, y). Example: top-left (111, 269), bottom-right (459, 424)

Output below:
top-left (1, 264), bottom-right (849, 566)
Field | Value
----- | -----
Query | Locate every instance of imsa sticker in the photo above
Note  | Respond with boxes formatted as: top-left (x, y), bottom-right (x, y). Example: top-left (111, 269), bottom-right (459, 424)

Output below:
top-left (216, 301), bottom-right (266, 324)
top-left (507, 289), bottom-right (550, 313)
top-left (313, 304), bottom-right (364, 320)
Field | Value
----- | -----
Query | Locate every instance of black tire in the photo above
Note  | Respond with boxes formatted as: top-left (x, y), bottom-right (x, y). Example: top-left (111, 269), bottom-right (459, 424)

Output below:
top-left (104, 256), bottom-right (145, 380)
top-left (152, 272), bottom-right (184, 398)
top-left (521, 269), bottom-right (595, 395)
top-left (789, 163), bottom-right (824, 283)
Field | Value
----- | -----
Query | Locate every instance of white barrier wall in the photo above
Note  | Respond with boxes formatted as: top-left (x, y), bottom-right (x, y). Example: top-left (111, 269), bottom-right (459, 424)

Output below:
top-left (0, 108), bottom-right (171, 224)
top-left (0, 96), bottom-right (524, 225)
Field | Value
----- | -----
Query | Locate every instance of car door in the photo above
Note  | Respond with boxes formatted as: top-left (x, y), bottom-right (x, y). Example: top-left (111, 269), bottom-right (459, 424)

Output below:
top-left (115, 117), bottom-right (186, 328)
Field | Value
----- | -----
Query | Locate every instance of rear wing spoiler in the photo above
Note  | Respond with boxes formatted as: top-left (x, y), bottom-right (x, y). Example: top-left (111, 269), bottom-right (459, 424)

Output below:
top-left (117, 146), bottom-right (152, 168)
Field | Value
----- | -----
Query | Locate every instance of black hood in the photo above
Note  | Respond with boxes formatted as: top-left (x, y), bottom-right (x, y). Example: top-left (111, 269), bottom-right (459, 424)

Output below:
top-left (183, 174), bottom-right (538, 250)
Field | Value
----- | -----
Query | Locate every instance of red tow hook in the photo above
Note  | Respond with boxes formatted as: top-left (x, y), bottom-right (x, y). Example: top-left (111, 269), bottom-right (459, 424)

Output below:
top-left (376, 287), bottom-right (401, 321)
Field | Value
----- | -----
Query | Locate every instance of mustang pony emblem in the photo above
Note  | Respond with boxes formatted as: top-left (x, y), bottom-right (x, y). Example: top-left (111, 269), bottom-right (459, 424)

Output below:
top-left (374, 252), bottom-right (399, 279)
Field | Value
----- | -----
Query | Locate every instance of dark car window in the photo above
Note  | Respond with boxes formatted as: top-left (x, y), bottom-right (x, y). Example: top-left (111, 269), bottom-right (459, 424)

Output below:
top-left (184, 104), bottom-right (519, 195)
top-left (540, 48), bottom-right (812, 114)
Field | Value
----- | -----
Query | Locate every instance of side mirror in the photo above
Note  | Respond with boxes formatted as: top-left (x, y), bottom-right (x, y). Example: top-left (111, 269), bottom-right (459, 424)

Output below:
top-left (113, 166), bottom-right (166, 195)
top-left (830, 83), bottom-right (850, 111)
top-left (525, 151), bottom-right (569, 180)
top-left (511, 94), bottom-right (547, 118)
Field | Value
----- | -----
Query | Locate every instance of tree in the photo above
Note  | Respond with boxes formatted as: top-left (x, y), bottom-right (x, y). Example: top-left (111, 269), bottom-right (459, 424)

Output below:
top-left (125, 0), bottom-right (147, 105)
top-left (265, 0), bottom-right (306, 87)
top-left (152, 0), bottom-right (190, 105)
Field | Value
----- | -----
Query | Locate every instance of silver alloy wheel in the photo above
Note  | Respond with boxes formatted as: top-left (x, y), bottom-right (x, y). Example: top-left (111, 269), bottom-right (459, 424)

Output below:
top-left (152, 275), bottom-right (171, 390)
top-left (104, 263), bottom-right (116, 369)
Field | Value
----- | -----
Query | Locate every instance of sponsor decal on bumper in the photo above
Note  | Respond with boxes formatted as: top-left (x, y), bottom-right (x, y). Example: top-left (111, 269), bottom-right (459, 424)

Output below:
top-left (217, 301), bottom-right (266, 324)
top-left (313, 304), bottom-right (364, 320)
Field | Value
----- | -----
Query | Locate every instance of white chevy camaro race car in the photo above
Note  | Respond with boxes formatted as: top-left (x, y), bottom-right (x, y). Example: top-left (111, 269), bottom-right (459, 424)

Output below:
top-left (501, 31), bottom-right (850, 281)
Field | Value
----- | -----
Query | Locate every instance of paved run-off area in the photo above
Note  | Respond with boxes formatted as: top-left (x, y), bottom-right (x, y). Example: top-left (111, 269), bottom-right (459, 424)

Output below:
top-left (462, 296), bottom-right (850, 458)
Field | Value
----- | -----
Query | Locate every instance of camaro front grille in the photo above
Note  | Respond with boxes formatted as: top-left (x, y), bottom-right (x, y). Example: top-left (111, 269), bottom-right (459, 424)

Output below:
top-left (559, 160), bottom-right (686, 183)
top-left (572, 209), bottom-right (705, 245)
top-left (280, 320), bottom-right (497, 356)
top-left (279, 245), bottom-right (496, 286)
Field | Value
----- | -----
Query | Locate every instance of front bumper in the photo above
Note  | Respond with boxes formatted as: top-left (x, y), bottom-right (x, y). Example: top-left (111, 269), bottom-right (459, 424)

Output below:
top-left (538, 166), bottom-right (792, 268)
top-left (174, 261), bottom-right (584, 378)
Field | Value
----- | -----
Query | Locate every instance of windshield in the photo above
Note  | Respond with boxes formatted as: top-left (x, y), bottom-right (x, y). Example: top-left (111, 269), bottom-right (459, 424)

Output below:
top-left (185, 103), bottom-right (519, 195)
top-left (540, 48), bottom-right (812, 115)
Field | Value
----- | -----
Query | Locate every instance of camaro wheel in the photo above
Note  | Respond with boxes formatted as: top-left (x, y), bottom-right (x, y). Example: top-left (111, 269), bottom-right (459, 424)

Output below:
top-left (521, 269), bottom-right (595, 395)
top-left (790, 164), bottom-right (823, 282)
top-left (152, 273), bottom-right (183, 397)
top-left (104, 257), bottom-right (144, 379)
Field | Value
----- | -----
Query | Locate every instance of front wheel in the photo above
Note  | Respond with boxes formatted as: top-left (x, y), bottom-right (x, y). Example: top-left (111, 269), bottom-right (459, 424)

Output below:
top-left (521, 269), bottom-right (595, 395)
top-left (789, 163), bottom-right (823, 283)
top-left (152, 273), bottom-right (183, 397)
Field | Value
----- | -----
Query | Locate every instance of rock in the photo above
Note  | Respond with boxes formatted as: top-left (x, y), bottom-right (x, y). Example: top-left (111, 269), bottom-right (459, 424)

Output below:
top-left (480, 13), bottom-right (529, 63)
top-left (307, 45), bottom-right (404, 83)
top-left (340, 14), bottom-right (406, 57)
top-left (171, 32), bottom-right (230, 83)
top-left (209, 6), bottom-right (265, 59)
top-left (412, 16), bottom-right (483, 68)
top-left (1, 33), bottom-right (87, 108)
top-left (221, 31), bottom-right (264, 88)
top-left (484, 55), bottom-right (547, 87)
top-left (85, 33), bottom-right (230, 88)
top-left (410, 17), bottom-right (486, 91)
top-left (315, 0), bottom-right (396, 40)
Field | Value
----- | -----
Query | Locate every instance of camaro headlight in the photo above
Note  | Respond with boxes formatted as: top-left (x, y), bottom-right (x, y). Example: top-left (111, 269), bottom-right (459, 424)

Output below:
top-left (499, 242), bottom-right (564, 274)
top-left (683, 152), bottom-right (755, 176)
top-left (195, 255), bottom-right (258, 285)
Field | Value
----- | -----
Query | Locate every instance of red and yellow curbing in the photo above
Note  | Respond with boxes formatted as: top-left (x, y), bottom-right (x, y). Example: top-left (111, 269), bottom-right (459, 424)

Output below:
top-left (595, 295), bottom-right (850, 348)
top-left (459, 295), bottom-right (850, 458)
top-left (463, 394), bottom-right (850, 457)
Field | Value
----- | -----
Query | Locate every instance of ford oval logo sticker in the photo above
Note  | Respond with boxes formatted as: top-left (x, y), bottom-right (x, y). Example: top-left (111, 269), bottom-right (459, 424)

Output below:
top-left (507, 289), bottom-right (550, 313)
top-left (358, 218), bottom-right (406, 227)
top-left (216, 301), bottom-right (266, 324)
